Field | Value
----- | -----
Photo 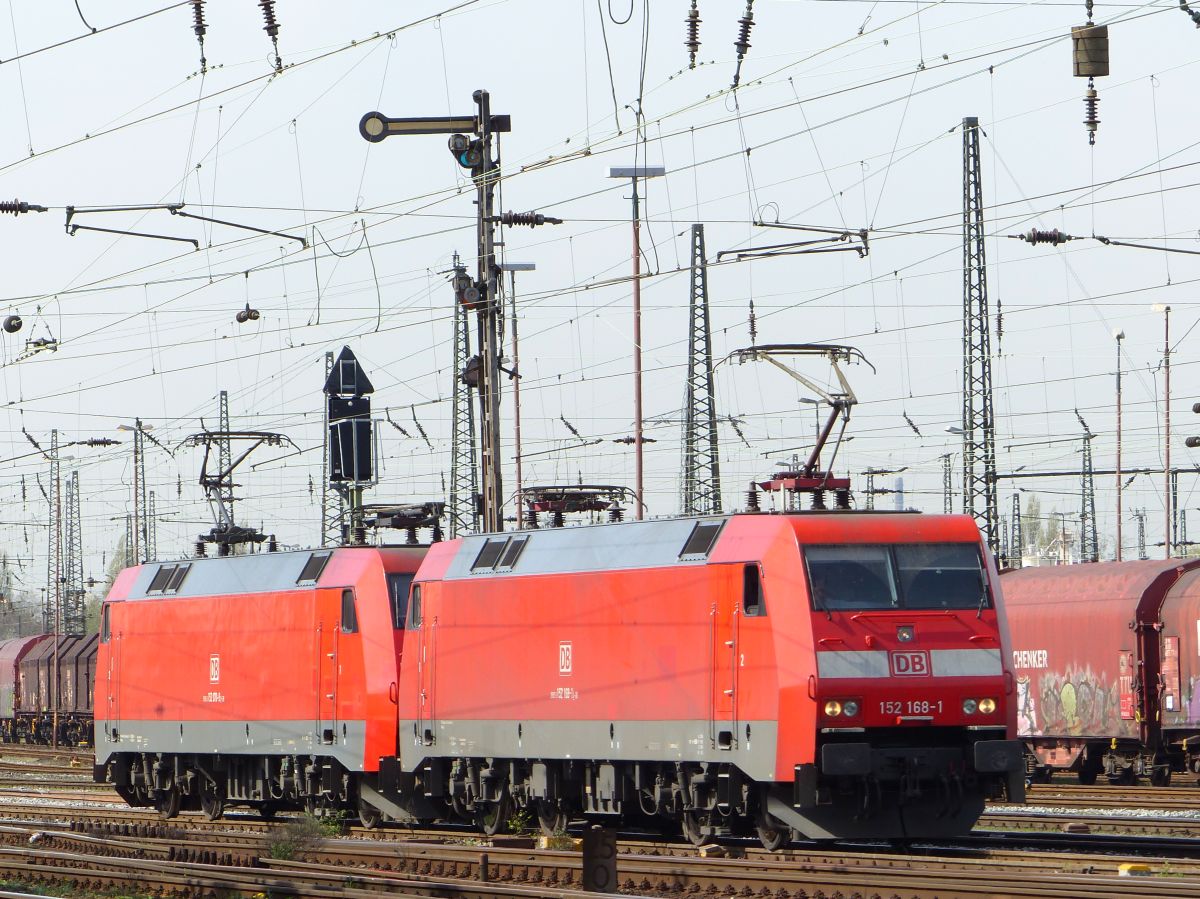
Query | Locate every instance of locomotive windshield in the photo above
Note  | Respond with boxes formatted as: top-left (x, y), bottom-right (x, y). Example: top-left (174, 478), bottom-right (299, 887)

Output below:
top-left (804, 543), bottom-right (988, 611)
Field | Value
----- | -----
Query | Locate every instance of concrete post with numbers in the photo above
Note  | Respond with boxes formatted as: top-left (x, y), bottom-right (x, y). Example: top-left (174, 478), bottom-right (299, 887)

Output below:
top-left (582, 826), bottom-right (617, 893)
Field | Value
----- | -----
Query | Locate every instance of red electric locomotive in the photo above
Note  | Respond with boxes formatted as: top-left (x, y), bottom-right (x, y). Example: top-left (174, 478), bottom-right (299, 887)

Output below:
top-left (94, 545), bottom-right (425, 822)
top-left (386, 511), bottom-right (1023, 845)
top-left (95, 511), bottom-right (1022, 844)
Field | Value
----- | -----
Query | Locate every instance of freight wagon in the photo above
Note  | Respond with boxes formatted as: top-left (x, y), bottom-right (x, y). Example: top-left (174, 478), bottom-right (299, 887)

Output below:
top-left (1003, 559), bottom-right (1200, 784)
top-left (0, 634), bottom-right (96, 745)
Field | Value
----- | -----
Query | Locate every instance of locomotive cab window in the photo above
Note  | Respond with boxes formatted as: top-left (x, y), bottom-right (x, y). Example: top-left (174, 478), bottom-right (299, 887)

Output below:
top-left (341, 589), bottom-right (358, 634)
top-left (100, 605), bottom-right (111, 643)
top-left (802, 543), bottom-right (987, 612)
top-left (805, 545), bottom-right (897, 611)
top-left (896, 544), bottom-right (987, 610)
top-left (386, 573), bottom-right (414, 629)
top-left (743, 564), bottom-right (765, 616)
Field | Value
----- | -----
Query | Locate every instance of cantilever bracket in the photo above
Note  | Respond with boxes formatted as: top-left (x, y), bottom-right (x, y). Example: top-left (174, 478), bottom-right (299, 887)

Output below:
top-left (167, 205), bottom-right (308, 248)
top-left (62, 203), bottom-right (307, 250)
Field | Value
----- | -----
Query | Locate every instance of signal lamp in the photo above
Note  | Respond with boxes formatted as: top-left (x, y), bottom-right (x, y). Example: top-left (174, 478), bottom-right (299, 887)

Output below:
top-left (962, 698), bottom-right (978, 715)
top-left (448, 133), bottom-right (483, 169)
top-left (823, 700), bottom-right (842, 717)
top-left (978, 697), bottom-right (997, 714)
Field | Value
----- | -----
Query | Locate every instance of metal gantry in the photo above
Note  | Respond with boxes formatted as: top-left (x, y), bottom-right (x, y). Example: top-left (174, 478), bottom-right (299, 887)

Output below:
top-left (681, 224), bottom-right (722, 516)
top-left (449, 254), bottom-right (480, 538)
top-left (62, 471), bottom-right (85, 636)
top-left (960, 116), bottom-right (999, 556)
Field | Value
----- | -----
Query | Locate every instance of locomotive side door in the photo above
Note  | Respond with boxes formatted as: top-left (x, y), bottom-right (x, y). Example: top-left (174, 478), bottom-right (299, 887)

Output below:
top-left (710, 566), bottom-right (740, 750)
top-left (315, 590), bottom-right (339, 745)
top-left (412, 584), bottom-right (437, 746)
top-left (103, 606), bottom-right (120, 743)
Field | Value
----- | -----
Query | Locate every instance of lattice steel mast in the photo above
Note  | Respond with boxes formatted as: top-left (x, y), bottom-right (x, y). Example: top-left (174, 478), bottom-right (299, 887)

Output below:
top-left (320, 351), bottom-right (343, 546)
top-left (218, 390), bottom-right (233, 523)
top-left (449, 254), bottom-right (480, 537)
top-left (942, 454), bottom-right (953, 514)
top-left (960, 116), bottom-right (999, 555)
top-left (1078, 412), bottom-right (1099, 562)
top-left (45, 429), bottom-right (61, 634)
top-left (681, 224), bottom-right (722, 516)
top-left (1010, 493), bottom-right (1023, 569)
top-left (146, 490), bottom-right (157, 563)
top-left (62, 470), bottom-right (85, 635)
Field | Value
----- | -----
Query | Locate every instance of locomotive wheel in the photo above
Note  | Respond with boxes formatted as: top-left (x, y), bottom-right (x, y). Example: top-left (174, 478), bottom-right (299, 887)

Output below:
top-left (200, 788), bottom-right (225, 821)
top-left (680, 810), bottom-right (709, 847)
top-left (1077, 768), bottom-right (1098, 786)
top-left (755, 809), bottom-right (789, 852)
top-left (154, 788), bottom-right (182, 820)
top-left (536, 800), bottom-right (568, 836)
top-left (358, 797), bottom-right (383, 830)
top-left (258, 802), bottom-right (278, 820)
top-left (1150, 767), bottom-right (1172, 787)
top-left (476, 791), bottom-right (511, 836)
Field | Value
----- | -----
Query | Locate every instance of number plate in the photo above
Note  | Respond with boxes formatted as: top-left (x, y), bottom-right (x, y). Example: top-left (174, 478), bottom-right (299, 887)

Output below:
top-left (879, 699), bottom-right (943, 716)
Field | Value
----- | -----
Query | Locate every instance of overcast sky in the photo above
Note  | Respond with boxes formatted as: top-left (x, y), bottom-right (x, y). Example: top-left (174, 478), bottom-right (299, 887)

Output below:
top-left (0, 0), bottom-right (1196, 592)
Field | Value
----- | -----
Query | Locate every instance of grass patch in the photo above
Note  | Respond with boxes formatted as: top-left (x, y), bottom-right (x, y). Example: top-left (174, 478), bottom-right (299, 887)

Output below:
top-left (265, 810), bottom-right (346, 860)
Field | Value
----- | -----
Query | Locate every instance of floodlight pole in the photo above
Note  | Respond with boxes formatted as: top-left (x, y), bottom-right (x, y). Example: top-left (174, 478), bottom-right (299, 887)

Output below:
top-left (609, 165), bottom-right (666, 519)
top-left (1153, 304), bottom-right (1172, 557)
top-left (1115, 329), bottom-right (1124, 561)
top-left (502, 262), bottom-right (536, 524)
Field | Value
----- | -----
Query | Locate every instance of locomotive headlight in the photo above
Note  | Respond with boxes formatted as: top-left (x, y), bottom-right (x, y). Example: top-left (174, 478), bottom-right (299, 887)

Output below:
top-left (823, 700), bottom-right (842, 717)
top-left (962, 698), bottom-right (978, 715)
top-left (978, 697), bottom-right (996, 715)
top-left (841, 700), bottom-right (860, 717)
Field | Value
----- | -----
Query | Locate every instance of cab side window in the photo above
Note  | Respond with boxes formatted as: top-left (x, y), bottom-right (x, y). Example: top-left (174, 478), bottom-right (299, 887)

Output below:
top-left (408, 585), bottom-right (422, 629)
top-left (101, 604), bottom-right (111, 643)
top-left (341, 589), bottom-right (358, 634)
top-left (743, 564), bottom-right (765, 616)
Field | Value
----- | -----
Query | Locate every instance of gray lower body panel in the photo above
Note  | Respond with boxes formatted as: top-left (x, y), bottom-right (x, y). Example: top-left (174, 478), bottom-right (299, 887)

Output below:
top-left (94, 718), bottom-right (368, 772)
top-left (399, 717), bottom-right (778, 781)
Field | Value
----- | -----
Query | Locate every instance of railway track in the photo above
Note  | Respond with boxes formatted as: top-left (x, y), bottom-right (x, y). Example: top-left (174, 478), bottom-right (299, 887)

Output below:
top-left (1025, 781), bottom-right (1200, 810)
top-left (4, 756), bottom-right (1200, 896)
top-left (0, 813), bottom-right (1196, 899)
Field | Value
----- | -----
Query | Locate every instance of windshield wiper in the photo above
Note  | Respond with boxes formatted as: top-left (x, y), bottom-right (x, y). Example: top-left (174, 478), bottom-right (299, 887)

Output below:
top-left (976, 573), bottom-right (988, 619)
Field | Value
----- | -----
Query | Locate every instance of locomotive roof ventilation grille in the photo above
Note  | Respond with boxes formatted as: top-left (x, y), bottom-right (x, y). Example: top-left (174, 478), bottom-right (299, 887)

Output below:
top-left (679, 520), bottom-right (725, 561)
top-left (470, 535), bottom-right (529, 573)
top-left (147, 563), bottom-right (191, 595)
top-left (296, 552), bottom-right (333, 585)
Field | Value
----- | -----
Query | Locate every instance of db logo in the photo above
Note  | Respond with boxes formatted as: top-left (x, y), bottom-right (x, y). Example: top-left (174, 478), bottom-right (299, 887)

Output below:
top-left (889, 650), bottom-right (930, 677)
top-left (209, 654), bottom-right (220, 684)
top-left (559, 641), bottom-right (573, 676)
